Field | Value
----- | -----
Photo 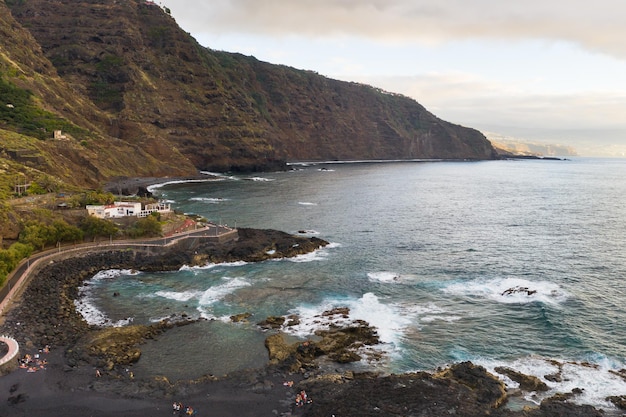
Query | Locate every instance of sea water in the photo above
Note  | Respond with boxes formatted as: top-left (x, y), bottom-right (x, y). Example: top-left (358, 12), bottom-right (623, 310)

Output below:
top-left (75, 158), bottom-right (626, 411)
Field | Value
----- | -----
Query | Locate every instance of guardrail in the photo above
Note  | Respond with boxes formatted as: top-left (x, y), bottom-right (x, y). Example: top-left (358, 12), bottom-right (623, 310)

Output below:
top-left (0, 335), bottom-right (19, 374)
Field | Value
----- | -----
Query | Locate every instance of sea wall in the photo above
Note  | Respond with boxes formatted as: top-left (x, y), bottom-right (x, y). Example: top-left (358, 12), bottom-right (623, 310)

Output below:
top-left (0, 335), bottom-right (19, 375)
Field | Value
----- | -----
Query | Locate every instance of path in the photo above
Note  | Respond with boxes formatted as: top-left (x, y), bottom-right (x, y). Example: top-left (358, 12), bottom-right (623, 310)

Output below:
top-left (0, 223), bottom-right (237, 319)
top-left (0, 335), bottom-right (19, 372)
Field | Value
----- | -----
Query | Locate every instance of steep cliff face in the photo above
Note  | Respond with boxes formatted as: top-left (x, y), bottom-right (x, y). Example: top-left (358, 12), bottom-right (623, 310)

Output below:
top-left (3, 0), bottom-right (497, 185)
top-left (0, 0), bottom-right (198, 190)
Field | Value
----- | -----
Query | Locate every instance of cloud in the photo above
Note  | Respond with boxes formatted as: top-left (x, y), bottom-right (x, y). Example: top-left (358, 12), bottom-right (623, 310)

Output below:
top-left (350, 72), bottom-right (626, 132)
top-left (162, 0), bottom-right (626, 58)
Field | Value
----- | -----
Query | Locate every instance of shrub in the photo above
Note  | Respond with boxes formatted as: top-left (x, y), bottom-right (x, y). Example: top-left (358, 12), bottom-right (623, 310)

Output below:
top-left (126, 216), bottom-right (161, 238)
top-left (0, 242), bottom-right (33, 286)
top-left (79, 215), bottom-right (119, 241)
top-left (0, 73), bottom-right (86, 139)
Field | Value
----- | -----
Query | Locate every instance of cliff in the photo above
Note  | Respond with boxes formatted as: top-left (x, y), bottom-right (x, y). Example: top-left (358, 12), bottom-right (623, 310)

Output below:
top-left (0, 0), bottom-right (497, 192)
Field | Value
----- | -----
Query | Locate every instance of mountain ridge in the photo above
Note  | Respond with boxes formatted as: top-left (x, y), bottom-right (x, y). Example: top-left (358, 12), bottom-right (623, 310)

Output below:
top-left (0, 0), bottom-right (498, 193)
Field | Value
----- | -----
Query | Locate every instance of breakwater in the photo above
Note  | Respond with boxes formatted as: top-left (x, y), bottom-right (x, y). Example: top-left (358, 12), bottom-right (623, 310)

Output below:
top-left (0, 225), bottom-right (238, 319)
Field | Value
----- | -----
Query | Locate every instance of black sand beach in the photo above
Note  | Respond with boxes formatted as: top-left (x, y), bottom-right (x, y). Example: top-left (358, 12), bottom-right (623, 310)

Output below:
top-left (0, 349), bottom-right (303, 417)
top-left (0, 188), bottom-right (615, 416)
top-left (0, 227), bottom-right (326, 417)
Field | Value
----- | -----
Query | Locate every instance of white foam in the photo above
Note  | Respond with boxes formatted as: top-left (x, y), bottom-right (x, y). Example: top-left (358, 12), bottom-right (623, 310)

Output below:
top-left (189, 197), bottom-right (229, 203)
top-left (367, 271), bottom-right (400, 283)
top-left (198, 277), bottom-right (251, 306)
top-left (74, 293), bottom-right (133, 328)
top-left (478, 355), bottom-right (626, 412)
top-left (149, 315), bottom-right (174, 323)
top-left (298, 202), bottom-right (318, 206)
top-left (401, 303), bottom-right (463, 324)
top-left (147, 177), bottom-right (223, 193)
top-left (442, 277), bottom-right (568, 305)
top-left (74, 269), bottom-right (139, 327)
top-left (197, 308), bottom-right (217, 321)
top-left (284, 292), bottom-right (412, 348)
top-left (179, 260), bottom-right (249, 271)
top-left (154, 290), bottom-right (199, 302)
top-left (285, 243), bottom-right (340, 263)
top-left (245, 176), bottom-right (274, 182)
top-left (90, 269), bottom-right (139, 281)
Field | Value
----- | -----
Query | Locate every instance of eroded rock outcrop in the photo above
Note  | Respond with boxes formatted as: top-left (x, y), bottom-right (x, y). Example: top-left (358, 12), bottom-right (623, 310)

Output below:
top-left (495, 366), bottom-right (549, 392)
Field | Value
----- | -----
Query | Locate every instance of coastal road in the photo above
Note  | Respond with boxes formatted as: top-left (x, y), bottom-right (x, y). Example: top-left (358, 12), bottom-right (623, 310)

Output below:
top-left (0, 223), bottom-right (237, 319)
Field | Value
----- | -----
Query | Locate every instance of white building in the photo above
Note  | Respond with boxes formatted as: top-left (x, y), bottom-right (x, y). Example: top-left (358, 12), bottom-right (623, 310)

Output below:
top-left (53, 130), bottom-right (68, 140)
top-left (86, 201), bottom-right (171, 219)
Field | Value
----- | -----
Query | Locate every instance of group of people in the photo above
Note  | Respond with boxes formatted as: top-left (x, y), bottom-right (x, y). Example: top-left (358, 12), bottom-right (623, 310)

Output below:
top-left (19, 345), bottom-right (50, 373)
top-left (295, 389), bottom-right (312, 407)
top-left (172, 401), bottom-right (196, 415)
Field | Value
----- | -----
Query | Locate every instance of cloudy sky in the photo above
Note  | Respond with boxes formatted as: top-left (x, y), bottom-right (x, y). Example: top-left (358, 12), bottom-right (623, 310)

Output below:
top-left (159, 0), bottom-right (626, 156)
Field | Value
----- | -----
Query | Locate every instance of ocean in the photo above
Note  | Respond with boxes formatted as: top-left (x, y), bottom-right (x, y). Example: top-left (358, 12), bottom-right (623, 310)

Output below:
top-left (75, 158), bottom-right (626, 412)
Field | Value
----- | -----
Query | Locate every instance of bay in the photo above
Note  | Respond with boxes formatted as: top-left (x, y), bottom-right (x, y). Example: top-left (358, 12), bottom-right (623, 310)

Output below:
top-left (78, 158), bottom-right (626, 411)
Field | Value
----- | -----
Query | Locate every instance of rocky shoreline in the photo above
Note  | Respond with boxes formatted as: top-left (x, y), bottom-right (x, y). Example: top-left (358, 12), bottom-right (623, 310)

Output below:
top-left (0, 227), bottom-right (619, 416)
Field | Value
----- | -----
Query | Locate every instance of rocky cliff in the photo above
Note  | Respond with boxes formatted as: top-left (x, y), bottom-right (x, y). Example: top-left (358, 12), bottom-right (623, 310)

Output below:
top-left (1, 0), bottom-right (497, 192)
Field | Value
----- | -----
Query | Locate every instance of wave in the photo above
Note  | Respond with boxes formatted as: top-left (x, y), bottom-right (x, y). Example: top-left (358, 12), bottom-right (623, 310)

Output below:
top-left (298, 202), bottom-right (318, 206)
top-left (154, 290), bottom-right (199, 302)
top-left (90, 269), bottom-right (140, 281)
top-left (74, 270), bottom-right (139, 327)
top-left (367, 271), bottom-right (400, 283)
top-left (284, 293), bottom-right (412, 349)
top-left (179, 260), bottom-right (249, 271)
top-left (189, 197), bottom-right (229, 203)
top-left (198, 277), bottom-right (251, 306)
top-left (244, 176), bottom-right (274, 182)
top-left (442, 277), bottom-right (568, 305)
top-left (287, 159), bottom-right (442, 167)
top-left (74, 296), bottom-right (134, 327)
top-left (74, 269), bottom-right (140, 326)
top-left (401, 303), bottom-right (463, 324)
top-left (477, 355), bottom-right (626, 412)
top-left (283, 242), bottom-right (341, 263)
top-left (147, 177), bottom-right (223, 193)
top-left (199, 171), bottom-right (238, 180)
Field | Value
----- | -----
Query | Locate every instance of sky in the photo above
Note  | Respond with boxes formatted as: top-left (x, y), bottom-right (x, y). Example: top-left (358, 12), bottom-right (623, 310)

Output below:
top-left (159, 0), bottom-right (626, 156)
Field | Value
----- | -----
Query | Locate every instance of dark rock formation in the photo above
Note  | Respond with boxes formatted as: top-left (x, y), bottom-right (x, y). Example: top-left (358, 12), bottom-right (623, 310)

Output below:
top-left (0, 228), bottom-right (328, 368)
top-left (607, 395), bottom-right (626, 410)
top-left (494, 366), bottom-right (549, 392)
top-left (230, 312), bottom-right (251, 323)
top-left (502, 286), bottom-right (537, 296)
top-left (0, 228), bottom-right (609, 416)
top-left (297, 363), bottom-right (506, 417)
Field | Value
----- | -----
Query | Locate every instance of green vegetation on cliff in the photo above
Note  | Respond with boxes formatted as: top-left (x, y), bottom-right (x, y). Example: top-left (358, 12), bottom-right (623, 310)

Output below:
top-left (0, 73), bottom-right (85, 139)
top-left (0, 0), bottom-right (500, 262)
top-left (0, 0), bottom-right (496, 190)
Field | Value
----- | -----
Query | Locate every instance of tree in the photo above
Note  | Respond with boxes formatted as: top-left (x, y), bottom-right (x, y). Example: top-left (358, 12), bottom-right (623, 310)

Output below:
top-left (51, 219), bottom-right (84, 243)
top-left (18, 221), bottom-right (54, 250)
top-left (0, 242), bottom-right (33, 286)
top-left (127, 216), bottom-right (161, 238)
top-left (79, 215), bottom-right (118, 241)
